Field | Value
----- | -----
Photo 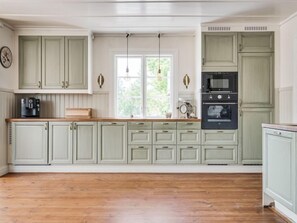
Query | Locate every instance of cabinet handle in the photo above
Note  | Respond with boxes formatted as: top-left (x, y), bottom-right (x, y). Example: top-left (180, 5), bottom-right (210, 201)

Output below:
top-left (239, 43), bottom-right (243, 51)
top-left (73, 123), bottom-right (77, 130)
top-left (217, 146), bottom-right (223, 149)
top-left (110, 122), bottom-right (117, 125)
top-left (162, 146), bottom-right (169, 149)
top-left (239, 99), bottom-right (242, 107)
top-left (217, 131), bottom-right (223, 133)
top-left (273, 131), bottom-right (282, 136)
top-left (162, 123), bottom-right (169, 125)
top-left (136, 122), bottom-right (144, 125)
top-left (202, 58), bottom-right (205, 65)
top-left (70, 123), bottom-right (73, 130)
top-left (138, 146), bottom-right (144, 149)
top-left (44, 123), bottom-right (48, 130)
top-left (62, 81), bottom-right (65, 88)
top-left (186, 123), bottom-right (193, 125)
top-left (187, 130), bottom-right (194, 133)
top-left (38, 81), bottom-right (41, 88)
top-left (65, 81), bottom-right (69, 88)
top-left (162, 130), bottom-right (169, 133)
top-left (187, 146), bottom-right (193, 149)
top-left (137, 130), bottom-right (144, 133)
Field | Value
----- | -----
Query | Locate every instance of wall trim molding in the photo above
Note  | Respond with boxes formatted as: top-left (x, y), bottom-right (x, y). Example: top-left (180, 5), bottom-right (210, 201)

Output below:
top-left (0, 166), bottom-right (9, 177)
top-left (8, 165), bottom-right (262, 173)
top-left (275, 201), bottom-right (297, 223)
top-left (0, 88), bottom-right (14, 93)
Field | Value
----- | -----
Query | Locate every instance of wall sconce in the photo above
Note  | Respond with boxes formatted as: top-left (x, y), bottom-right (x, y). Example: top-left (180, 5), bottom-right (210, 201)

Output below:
top-left (183, 74), bottom-right (190, 89)
top-left (97, 73), bottom-right (104, 88)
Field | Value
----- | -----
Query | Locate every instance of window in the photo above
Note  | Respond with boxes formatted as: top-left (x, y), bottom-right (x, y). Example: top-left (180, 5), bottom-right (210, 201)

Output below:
top-left (115, 55), bottom-right (173, 118)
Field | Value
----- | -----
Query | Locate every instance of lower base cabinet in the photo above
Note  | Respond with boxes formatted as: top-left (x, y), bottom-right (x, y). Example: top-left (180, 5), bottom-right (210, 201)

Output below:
top-left (177, 146), bottom-right (200, 164)
top-left (202, 146), bottom-right (237, 164)
top-left (153, 145), bottom-right (176, 164)
top-left (128, 145), bottom-right (152, 164)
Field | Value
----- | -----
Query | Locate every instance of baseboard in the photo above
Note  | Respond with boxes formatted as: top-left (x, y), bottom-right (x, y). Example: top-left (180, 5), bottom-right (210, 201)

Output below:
top-left (0, 165), bottom-right (9, 176)
top-left (8, 164), bottom-right (262, 173)
top-left (275, 201), bottom-right (297, 223)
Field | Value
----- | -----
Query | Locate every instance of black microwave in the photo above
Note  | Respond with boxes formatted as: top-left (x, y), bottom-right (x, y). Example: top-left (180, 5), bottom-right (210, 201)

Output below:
top-left (202, 72), bottom-right (238, 93)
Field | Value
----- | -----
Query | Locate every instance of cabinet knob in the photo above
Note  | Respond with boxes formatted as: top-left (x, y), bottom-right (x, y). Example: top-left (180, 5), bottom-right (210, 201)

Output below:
top-left (38, 81), bottom-right (41, 89)
top-left (65, 81), bottom-right (69, 88)
top-left (62, 81), bottom-right (65, 88)
top-left (44, 123), bottom-right (48, 130)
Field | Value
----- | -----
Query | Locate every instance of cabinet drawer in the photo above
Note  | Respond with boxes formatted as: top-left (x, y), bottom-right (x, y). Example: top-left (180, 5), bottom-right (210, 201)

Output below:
top-left (177, 130), bottom-right (200, 144)
top-left (153, 130), bottom-right (176, 144)
top-left (201, 130), bottom-right (237, 145)
top-left (202, 146), bottom-right (237, 164)
top-left (128, 130), bottom-right (152, 144)
top-left (153, 145), bottom-right (176, 164)
top-left (153, 122), bottom-right (176, 130)
top-left (128, 145), bottom-right (152, 164)
top-left (177, 122), bottom-right (201, 130)
top-left (128, 122), bottom-right (152, 130)
top-left (177, 145), bottom-right (201, 164)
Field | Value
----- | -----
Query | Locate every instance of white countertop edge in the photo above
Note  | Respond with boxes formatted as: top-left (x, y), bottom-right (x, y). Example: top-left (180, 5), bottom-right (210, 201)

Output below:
top-left (8, 165), bottom-right (262, 174)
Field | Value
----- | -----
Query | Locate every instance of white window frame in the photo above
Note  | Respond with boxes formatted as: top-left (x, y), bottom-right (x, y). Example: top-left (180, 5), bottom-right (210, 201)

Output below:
top-left (113, 50), bottom-right (178, 118)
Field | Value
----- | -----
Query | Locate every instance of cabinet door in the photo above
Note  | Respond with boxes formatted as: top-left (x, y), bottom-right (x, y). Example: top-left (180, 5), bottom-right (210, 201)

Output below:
top-left (73, 122), bottom-right (97, 164)
top-left (65, 36), bottom-right (88, 89)
top-left (19, 36), bottom-right (41, 89)
top-left (201, 130), bottom-right (237, 145)
top-left (49, 122), bottom-right (72, 164)
top-left (12, 122), bottom-right (48, 164)
top-left (153, 130), bottom-right (176, 144)
top-left (238, 32), bottom-right (274, 53)
top-left (202, 32), bottom-right (237, 71)
top-left (263, 129), bottom-right (295, 212)
top-left (239, 53), bottom-right (273, 107)
top-left (99, 122), bottom-right (127, 164)
top-left (128, 130), bottom-right (152, 144)
top-left (153, 145), bottom-right (176, 164)
top-left (177, 130), bottom-right (200, 145)
top-left (202, 145), bottom-right (237, 164)
top-left (177, 145), bottom-right (200, 164)
top-left (128, 145), bottom-right (152, 164)
top-left (240, 108), bottom-right (273, 164)
top-left (42, 36), bottom-right (65, 89)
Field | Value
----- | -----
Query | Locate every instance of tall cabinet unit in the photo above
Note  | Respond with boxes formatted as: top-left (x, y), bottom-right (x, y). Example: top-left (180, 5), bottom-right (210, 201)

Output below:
top-left (238, 32), bottom-right (274, 164)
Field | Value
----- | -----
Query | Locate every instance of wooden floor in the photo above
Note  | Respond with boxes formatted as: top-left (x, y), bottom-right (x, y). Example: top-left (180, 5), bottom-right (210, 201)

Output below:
top-left (0, 173), bottom-right (287, 223)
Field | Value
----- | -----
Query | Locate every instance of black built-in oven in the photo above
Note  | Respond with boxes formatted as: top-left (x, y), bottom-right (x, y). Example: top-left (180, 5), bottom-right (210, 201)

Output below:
top-left (202, 72), bottom-right (238, 93)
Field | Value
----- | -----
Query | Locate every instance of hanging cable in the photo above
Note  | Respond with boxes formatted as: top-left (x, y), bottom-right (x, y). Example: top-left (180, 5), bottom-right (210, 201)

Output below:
top-left (126, 33), bottom-right (130, 76)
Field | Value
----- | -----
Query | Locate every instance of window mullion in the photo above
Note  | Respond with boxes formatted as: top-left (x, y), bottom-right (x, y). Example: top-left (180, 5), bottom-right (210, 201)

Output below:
top-left (142, 55), bottom-right (146, 118)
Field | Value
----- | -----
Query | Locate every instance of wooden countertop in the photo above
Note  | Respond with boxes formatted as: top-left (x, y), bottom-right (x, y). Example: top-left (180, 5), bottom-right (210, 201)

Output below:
top-left (5, 117), bottom-right (201, 122)
top-left (262, 123), bottom-right (297, 132)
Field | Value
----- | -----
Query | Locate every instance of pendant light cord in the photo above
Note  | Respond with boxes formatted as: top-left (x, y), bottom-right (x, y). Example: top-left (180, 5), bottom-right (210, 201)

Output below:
top-left (126, 33), bottom-right (130, 74)
top-left (158, 33), bottom-right (161, 73)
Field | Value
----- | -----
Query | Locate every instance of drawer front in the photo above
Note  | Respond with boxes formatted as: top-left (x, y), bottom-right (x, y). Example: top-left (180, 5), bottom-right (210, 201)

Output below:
top-left (153, 145), bottom-right (177, 164)
top-left (177, 122), bottom-right (201, 130)
top-left (153, 130), bottom-right (176, 144)
top-left (128, 130), bottom-right (152, 144)
top-left (177, 130), bottom-right (200, 144)
top-left (201, 130), bottom-right (237, 145)
top-left (128, 122), bottom-right (152, 130)
top-left (153, 122), bottom-right (176, 130)
top-left (202, 146), bottom-right (237, 164)
top-left (177, 145), bottom-right (201, 164)
top-left (128, 145), bottom-right (152, 164)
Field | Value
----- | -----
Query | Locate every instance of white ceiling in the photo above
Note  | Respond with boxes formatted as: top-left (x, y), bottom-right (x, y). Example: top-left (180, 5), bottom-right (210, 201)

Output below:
top-left (1, 0), bottom-right (297, 33)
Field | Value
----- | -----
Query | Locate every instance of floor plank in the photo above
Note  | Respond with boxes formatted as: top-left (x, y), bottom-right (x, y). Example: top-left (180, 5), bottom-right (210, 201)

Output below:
top-left (0, 173), bottom-right (288, 223)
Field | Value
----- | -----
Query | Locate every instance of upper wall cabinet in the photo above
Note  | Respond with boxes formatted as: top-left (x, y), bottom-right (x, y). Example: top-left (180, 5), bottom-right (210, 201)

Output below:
top-left (19, 36), bottom-right (88, 91)
top-left (238, 32), bottom-right (274, 53)
top-left (202, 32), bottom-right (237, 71)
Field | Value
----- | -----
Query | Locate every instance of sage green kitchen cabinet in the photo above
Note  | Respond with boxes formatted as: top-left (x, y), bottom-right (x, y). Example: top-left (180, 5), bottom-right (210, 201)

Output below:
top-left (238, 32), bottom-right (274, 53)
top-left (177, 130), bottom-right (200, 145)
top-left (153, 130), bottom-right (177, 144)
top-left (49, 122), bottom-right (73, 164)
top-left (65, 36), bottom-right (88, 89)
top-left (263, 128), bottom-right (297, 212)
top-left (99, 122), bottom-right (127, 164)
top-left (12, 122), bottom-right (48, 164)
top-left (42, 36), bottom-right (65, 89)
top-left (49, 122), bottom-right (97, 164)
top-left (201, 130), bottom-right (237, 145)
top-left (19, 36), bottom-right (42, 89)
top-left (153, 145), bottom-right (177, 164)
top-left (239, 52), bottom-right (274, 107)
top-left (73, 122), bottom-right (97, 164)
top-left (202, 32), bottom-right (237, 71)
top-left (240, 108), bottom-right (273, 164)
top-left (128, 145), bottom-right (152, 164)
top-left (128, 130), bottom-right (152, 144)
top-left (177, 145), bottom-right (200, 164)
top-left (202, 145), bottom-right (237, 164)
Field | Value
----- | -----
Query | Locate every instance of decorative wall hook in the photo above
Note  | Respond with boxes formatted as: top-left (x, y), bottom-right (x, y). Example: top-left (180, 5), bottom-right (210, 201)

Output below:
top-left (97, 73), bottom-right (104, 88)
top-left (183, 74), bottom-right (190, 89)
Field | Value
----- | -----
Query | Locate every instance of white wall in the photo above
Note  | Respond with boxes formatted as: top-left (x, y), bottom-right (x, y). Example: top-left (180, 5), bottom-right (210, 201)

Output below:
top-left (92, 35), bottom-right (196, 117)
top-left (279, 15), bottom-right (297, 122)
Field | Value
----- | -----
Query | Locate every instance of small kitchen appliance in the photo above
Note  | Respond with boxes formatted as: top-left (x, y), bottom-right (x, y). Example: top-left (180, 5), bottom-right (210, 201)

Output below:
top-left (21, 97), bottom-right (40, 118)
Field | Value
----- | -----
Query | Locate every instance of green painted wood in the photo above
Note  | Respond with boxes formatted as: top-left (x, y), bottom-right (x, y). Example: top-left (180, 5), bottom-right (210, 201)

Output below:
top-left (49, 122), bottom-right (73, 164)
top-left (128, 145), bottom-right (152, 164)
top-left (238, 32), bottom-right (274, 53)
top-left (19, 36), bottom-right (42, 89)
top-left (201, 145), bottom-right (237, 164)
top-left (128, 130), bottom-right (152, 144)
top-left (12, 122), bottom-right (48, 164)
top-left (153, 145), bottom-right (177, 164)
top-left (153, 130), bottom-right (177, 145)
top-left (99, 122), bottom-right (127, 164)
top-left (202, 32), bottom-right (237, 71)
top-left (73, 122), bottom-right (97, 164)
top-left (201, 130), bottom-right (237, 145)
top-left (65, 36), bottom-right (88, 89)
top-left (177, 130), bottom-right (200, 145)
top-left (177, 145), bottom-right (201, 164)
top-left (128, 122), bottom-right (152, 130)
top-left (42, 36), bottom-right (65, 89)
top-left (177, 122), bottom-right (201, 130)
top-left (153, 122), bottom-right (176, 130)
top-left (263, 128), bottom-right (296, 212)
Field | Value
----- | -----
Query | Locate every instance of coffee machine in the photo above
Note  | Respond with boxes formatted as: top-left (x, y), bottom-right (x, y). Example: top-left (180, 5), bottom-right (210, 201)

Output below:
top-left (21, 98), bottom-right (40, 118)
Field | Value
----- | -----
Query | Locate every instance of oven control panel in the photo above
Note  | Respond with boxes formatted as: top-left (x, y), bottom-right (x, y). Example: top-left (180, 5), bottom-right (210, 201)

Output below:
top-left (202, 93), bottom-right (238, 102)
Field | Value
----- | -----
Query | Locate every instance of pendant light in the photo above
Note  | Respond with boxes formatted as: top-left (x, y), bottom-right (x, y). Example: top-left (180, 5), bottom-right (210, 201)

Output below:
top-left (157, 33), bottom-right (162, 81)
top-left (126, 33), bottom-right (130, 77)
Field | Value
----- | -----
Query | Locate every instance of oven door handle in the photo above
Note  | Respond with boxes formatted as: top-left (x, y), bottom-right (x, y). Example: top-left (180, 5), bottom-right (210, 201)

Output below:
top-left (202, 102), bottom-right (238, 105)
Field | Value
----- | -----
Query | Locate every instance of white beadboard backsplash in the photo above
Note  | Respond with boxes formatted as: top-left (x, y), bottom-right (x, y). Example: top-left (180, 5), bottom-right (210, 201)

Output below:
top-left (15, 92), bottom-right (109, 118)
